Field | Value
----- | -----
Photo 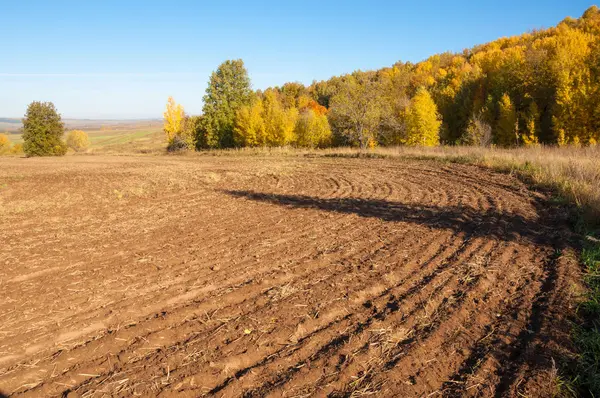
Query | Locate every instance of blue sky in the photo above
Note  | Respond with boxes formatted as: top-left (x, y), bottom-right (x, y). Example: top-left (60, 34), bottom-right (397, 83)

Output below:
top-left (0, 0), bottom-right (595, 119)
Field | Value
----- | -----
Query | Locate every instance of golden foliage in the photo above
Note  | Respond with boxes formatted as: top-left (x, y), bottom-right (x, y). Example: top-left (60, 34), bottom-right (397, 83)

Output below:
top-left (234, 92), bottom-right (302, 147)
top-left (234, 100), bottom-right (266, 147)
top-left (295, 110), bottom-right (332, 148)
top-left (402, 87), bottom-right (441, 146)
top-left (262, 90), bottom-right (298, 146)
top-left (201, 6), bottom-right (600, 149)
top-left (495, 93), bottom-right (518, 147)
top-left (66, 130), bottom-right (90, 152)
top-left (163, 96), bottom-right (185, 144)
top-left (11, 143), bottom-right (23, 155)
top-left (0, 133), bottom-right (11, 154)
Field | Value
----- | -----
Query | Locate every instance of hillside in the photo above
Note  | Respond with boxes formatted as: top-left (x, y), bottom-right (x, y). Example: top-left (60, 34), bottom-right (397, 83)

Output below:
top-left (233, 6), bottom-right (600, 149)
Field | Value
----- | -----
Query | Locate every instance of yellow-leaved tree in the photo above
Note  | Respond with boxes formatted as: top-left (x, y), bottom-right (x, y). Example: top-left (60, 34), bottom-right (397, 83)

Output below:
top-left (234, 99), bottom-right (266, 147)
top-left (550, 23), bottom-right (594, 144)
top-left (495, 93), bottom-right (517, 147)
top-left (163, 96), bottom-right (186, 147)
top-left (66, 130), bottom-right (90, 152)
top-left (262, 90), bottom-right (298, 146)
top-left (522, 102), bottom-right (540, 146)
top-left (294, 109), bottom-right (332, 148)
top-left (402, 87), bottom-right (441, 146)
top-left (0, 133), bottom-right (11, 154)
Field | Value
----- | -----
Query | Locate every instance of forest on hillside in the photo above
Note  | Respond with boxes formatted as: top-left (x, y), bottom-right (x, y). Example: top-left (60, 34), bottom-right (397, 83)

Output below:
top-left (164, 6), bottom-right (600, 151)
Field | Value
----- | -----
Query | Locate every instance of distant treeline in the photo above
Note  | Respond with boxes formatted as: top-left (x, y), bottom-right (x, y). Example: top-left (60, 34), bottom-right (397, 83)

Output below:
top-left (164, 6), bottom-right (600, 150)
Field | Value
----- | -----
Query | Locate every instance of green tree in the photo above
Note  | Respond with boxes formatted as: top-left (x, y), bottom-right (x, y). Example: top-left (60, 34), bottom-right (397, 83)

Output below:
top-left (328, 73), bottom-right (386, 149)
top-left (199, 59), bottom-right (253, 149)
top-left (22, 101), bottom-right (67, 157)
top-left (181, 115), bottom-right (202, 149)
top-left (402, 87), bottom-right (441, 146)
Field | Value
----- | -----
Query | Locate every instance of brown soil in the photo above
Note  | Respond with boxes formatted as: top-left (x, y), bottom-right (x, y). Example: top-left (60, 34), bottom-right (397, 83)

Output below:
top-left (0, 155), bottom-right (580, 397)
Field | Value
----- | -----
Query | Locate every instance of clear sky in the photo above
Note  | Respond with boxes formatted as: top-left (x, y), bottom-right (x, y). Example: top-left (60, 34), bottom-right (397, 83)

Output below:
top-left (1, 0), bottom-right (595, 119)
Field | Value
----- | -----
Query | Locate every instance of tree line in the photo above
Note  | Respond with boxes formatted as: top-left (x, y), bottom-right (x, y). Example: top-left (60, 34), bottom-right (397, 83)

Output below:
top-left (11, 7), bottom-right (600, 157)
top-left (165, 6), bottom-right (600, 150)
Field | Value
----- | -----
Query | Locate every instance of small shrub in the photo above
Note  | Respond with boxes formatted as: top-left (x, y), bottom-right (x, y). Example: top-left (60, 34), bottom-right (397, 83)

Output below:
top-left (167, 135), bottom-right (189, 152)
top-left (0, 133), bottom-right (11, 154)
top-left (10, 143), bottom-right (23, 155)
top-left (66, 130), bottom-right (90, 152)
top-left (459, 114), bottom-right (492, 146)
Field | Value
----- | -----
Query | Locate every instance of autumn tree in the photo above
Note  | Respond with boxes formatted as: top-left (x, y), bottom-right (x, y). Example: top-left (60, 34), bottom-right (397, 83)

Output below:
top-left (233, 91), bottom-right (299, 148)
top-left (206, 7), bottom-right (600, 149)
top-left (66, 130), bottom-right (90, 152)
top-left (182, 115), bottom-right (203, 149)
top-left (0, 133), bottom-right (11, 154)
top-left (459, 113), bottom-right (492, 146)
top-left (261, 90), bottom-right (298, 146)
top-left (22, 101), bottom-right (67, 157)
top-left (549, 23), bottom-right (595, 144)
top-left (297, 97), bottom-right (328, 116)
top-left (294, 109), bottom-right (332, 148)
top-left (495, 93), bottom-right (518, 146)
top-left (199, 59), bottom-right (253, 148)
top-left (279, 82), bottom-right (307, 109)
top-left (328, 73), bottom-right (386, 148)
top-left (402, 87), bottom-right (441, 146)
top-left (521, 102), bottom-right (540, 145)
top-left (378, 67), bottom-right (412, 145)
top-left (308, 78), bottom-right (342, 109)
top-left (163, 96), bottom-right (185, 146)
top-left (11, 143), bottom-right (23, 155)
top-left (234, 99), bottom-right (266, 147)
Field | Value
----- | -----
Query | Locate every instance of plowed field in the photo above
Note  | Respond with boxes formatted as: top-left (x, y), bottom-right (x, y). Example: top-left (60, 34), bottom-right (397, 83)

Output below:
top-left (0, 155), bottom-right (578, 397)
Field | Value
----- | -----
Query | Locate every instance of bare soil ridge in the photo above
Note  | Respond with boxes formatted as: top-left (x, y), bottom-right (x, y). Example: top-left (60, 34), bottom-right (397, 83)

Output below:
top-left (0, 155), bottom-right (579, 397)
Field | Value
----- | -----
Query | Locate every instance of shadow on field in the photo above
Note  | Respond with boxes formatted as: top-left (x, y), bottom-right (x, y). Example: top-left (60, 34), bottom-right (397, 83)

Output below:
top-left (224, 189), bottom-right (558, 245)
top-left (224, 189), bottom-right (578, 395)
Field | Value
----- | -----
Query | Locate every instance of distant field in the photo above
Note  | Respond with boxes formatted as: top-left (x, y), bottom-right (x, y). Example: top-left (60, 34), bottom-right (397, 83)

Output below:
top-left (0, 119), bottom-right (22, 133)
top-left (84, 124), bottom-right (164, 153)
top-left (3, 119), bottom-right (165, 152)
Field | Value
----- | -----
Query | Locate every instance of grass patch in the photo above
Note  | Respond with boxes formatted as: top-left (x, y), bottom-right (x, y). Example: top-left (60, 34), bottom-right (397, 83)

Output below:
top-left (573, 237), bottom-right (600, 396)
